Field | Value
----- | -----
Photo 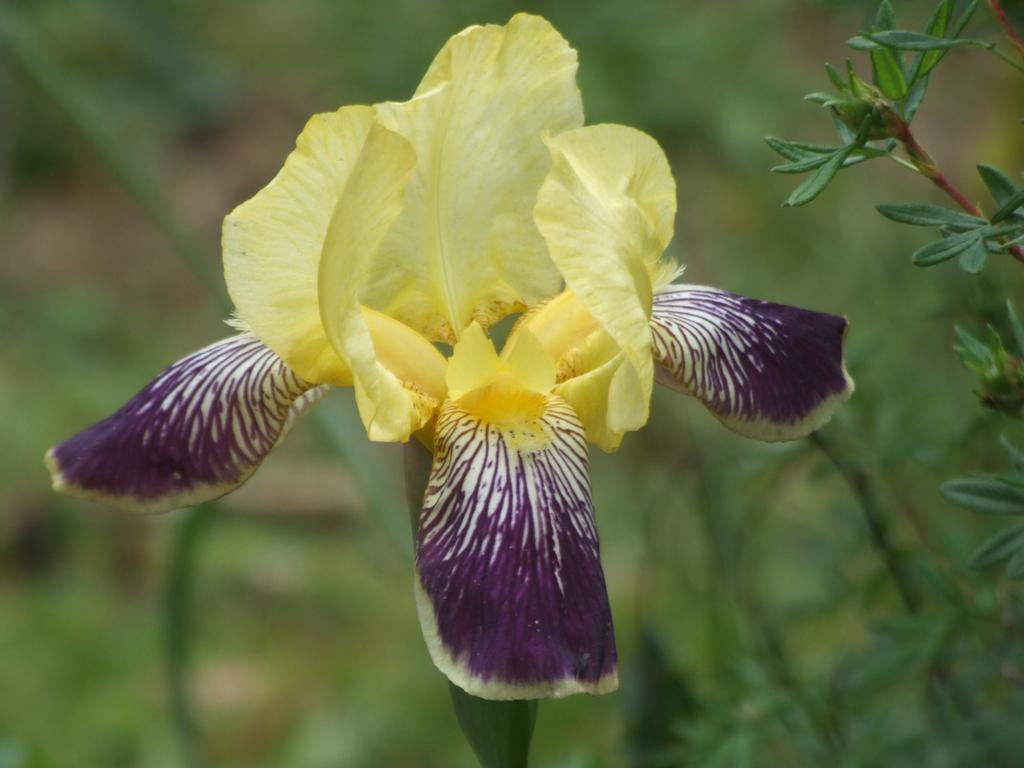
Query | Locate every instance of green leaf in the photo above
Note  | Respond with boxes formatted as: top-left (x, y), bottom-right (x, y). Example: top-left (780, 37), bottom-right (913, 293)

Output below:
top-left (900, 74), bottom-right (931, 120)
top-left (954, 324), bottom-right (993, 364)
top-left (804, 91), bottom-right (835, 104)
top-left (875, 0), bottom-right (897, 30)
top-left (1008, 547), bottom-right (1024, 579)
top-left (876, 203), bottom-right (986, 228)
top-left (825, 62), bottom-right (846, 90)
top-left (909, 0), bottom-right (953, 81)
top-left (783, 121), bottom-right (871, 207)
top-left (772, 154), bottom-right (834, 174)
top-left (871, 46), bottom-right (908, 98)
top-left (764, 137), bottom-right (843, 161)
top-left (990, 187), bottom-right (1024, 223)
top-left (950, 0), bottom-right (980, 39)
top-left (940, 476), bottom-right (1024, 515)
top-left (848, 35), bottom-right (879, 51)
top-left (783, 146), bottom-right (853, 207)
top-left (978, 164), bottom-right (1019, 208)
top-left (1001, 434), bottom-right (1024, 470)
top-left (773, 153), bottom-right (874, 174)
top-left (831, 112), bottom-right (857, 145)
top-left (449, 686), bottom-right (537, 768)
top-left (970, 523), bottom-right (1024, 568)
top-left (1007, 300), bottom-right (1024, 357)
top-left (958, 235), bottom-right (989, 273)
top-left (911, 231), bottom-right (983, 265)
top-left (859, 30), bottom-right (988, 51)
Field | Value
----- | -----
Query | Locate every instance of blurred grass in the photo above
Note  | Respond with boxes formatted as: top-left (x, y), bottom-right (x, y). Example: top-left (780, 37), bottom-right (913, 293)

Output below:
top-left (3, 0), bottom-right (1024, 766)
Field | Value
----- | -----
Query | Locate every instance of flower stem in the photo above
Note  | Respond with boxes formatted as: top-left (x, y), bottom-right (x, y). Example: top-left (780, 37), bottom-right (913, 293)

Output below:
top-left (810, 431), bottom-right (921, 613)
top-left (165, 505), bottom-right (215, 768)
top-left (990, 0), bottom-right (1024, 61)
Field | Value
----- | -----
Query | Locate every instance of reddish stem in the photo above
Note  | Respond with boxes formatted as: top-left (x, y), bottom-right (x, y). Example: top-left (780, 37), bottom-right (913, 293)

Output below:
top-left (991, 0), bottom-right (1024, 61)
top-left (898, 120), bottom-right (1024, 264)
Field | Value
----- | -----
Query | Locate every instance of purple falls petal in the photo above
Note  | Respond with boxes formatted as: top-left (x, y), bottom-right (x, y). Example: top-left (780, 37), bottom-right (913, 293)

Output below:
top-left (46, 334), bottom-right (325, 513)
top-left (651, 285), bottom-right (853, 441)
top-left (415, 395), bottom-right (617, 700)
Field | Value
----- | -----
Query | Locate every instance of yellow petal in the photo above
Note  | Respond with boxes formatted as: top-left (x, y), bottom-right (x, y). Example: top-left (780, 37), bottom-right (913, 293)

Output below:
top-left (501, 325), bottom-right (556, 396)
top-left (534, 124), bottom-right (679, 444)
top-left (553, 330), bottom-right (645, 452)
top-left (223, 105), bottom-right (378, 385)
top-left (366, 13), bottom-right (583, 343)
top-left (445, 322), bottom-right (500, 401)
top-left (319, 120), bottom-right (442, 442)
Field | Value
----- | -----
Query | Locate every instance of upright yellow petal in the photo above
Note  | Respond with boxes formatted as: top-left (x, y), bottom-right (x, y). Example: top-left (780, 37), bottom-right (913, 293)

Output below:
top-left (365, 13), bottom-right (584, 343)
top-left (534, 124), bottom-right (678, 445)
top-left (223, 106), bottom-right (378, 384)
top-left (318, 121), bottom-right (441, 442)
top-left (445, 322), bottom-right (500, 401)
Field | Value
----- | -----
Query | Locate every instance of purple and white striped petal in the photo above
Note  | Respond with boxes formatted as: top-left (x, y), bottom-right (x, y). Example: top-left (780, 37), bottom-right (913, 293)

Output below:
top-left (46, 334), bottom-right (325, 513)
top-left (415, 395), bottom-right (617, 700)
top-left (651, 285), bottom-right (853, 441)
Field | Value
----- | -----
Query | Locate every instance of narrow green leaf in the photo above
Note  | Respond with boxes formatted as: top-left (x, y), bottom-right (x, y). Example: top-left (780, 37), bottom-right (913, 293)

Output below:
top-left (772, 155), bottom-right (834, 174)
top-left (1007, 300), bottom-right (1024, 357)
top-left (1008, 547), bottom-right (1024, 578)
top-left (831, 112), bottom-right (857, 145)
top-left (909, 0), bottom-right (953, 81)
top-left (876, 203), bottom-right (986, 227)
top-left (871, 46), bottom-right (908, 98)
top-left (1001, 434), bottom-right (1024, 470)
top-left (940, 477), bottom-right (1024, 515)
top-left (954, 324), bottom-right (993, 363)
top-left (875, 0), bottom-right (897, 30)
top-left (958, 235), bottom-right (989, 273)
top-left (765, 137), bottom-right (842, 161)
top-left (848, 35), bottom-right (878, 50)
top-left (911, 231), bottom-right (982, 265)
top-left (449, 687), bottom-right (537, 768)
top-left (804, 91), bottom-right (836, 104)
top-left (900, 74), bottom-right (931, 120)
top-left (782, 120), bottom-right (872, 207)
top-left (978, 164), bottom-right (1019, 208)
top-left (861, 30), bottom-right (988, 51)
top-left (990, 187), bottom-right (1024, 223)
top-left (950, 0), bottom-right (980, 39)
top-left (825, 62), bottom-right (846, 89)
top-left (970, 523), bottom-right (1024, 568)
top-left (784, 147), bottom-right (852, 207)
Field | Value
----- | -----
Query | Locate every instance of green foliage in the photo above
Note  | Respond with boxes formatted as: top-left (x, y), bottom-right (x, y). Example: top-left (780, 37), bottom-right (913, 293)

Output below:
top-left (944, 439), bottom-right (1024, 578)
top-left (953, 302), bottom-right (1024, 415)
top-left (767, 0), bottom-right (988, 213)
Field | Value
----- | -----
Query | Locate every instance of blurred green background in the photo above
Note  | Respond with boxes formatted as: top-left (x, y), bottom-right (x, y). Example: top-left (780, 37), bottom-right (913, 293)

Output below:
top-left (3, 0), bottom-right (1024, 766)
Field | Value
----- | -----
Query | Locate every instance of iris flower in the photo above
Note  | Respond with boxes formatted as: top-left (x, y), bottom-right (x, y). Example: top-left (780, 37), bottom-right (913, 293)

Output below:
top-left (46, 15), bottom-right (852, 700)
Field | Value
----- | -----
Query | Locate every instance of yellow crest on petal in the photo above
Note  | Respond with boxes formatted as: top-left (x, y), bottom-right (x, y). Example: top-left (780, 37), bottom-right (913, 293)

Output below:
top-left (446, 322), bottom-right (556, 445)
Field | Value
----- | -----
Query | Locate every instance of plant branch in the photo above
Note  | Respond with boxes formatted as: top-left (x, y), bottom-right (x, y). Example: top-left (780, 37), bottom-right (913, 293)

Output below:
top-left (810, 431), bottom-right (921, 613)
top-left (990, 0), bottom-right (1024, 61)
top-left (893, 119), bottom-right (1024, 265)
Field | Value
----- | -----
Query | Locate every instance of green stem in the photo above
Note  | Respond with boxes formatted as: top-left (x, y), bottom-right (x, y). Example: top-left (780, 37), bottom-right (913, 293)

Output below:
top-left (164, 505), bottom-right (215, 768)
top-left (810, 430), bottom-right (920, 613)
